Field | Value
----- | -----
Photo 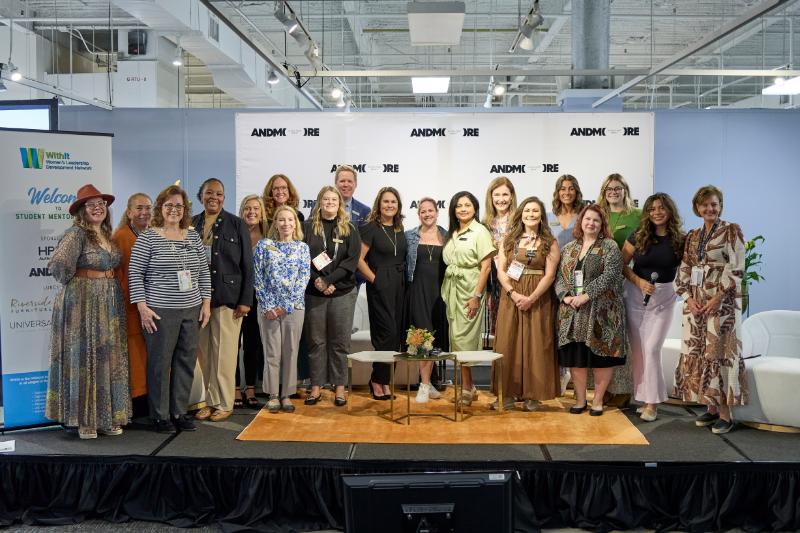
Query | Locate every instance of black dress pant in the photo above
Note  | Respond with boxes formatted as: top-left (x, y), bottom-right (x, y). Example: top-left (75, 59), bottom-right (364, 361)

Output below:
top-left (236, 304), bottom-right (263, 388)
top-left (367, 265), bottom-right (405, 385)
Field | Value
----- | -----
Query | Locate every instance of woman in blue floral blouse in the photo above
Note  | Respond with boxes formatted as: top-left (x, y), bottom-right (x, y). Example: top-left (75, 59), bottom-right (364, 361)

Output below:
top-left (253, 205), bottom-right (310, 413)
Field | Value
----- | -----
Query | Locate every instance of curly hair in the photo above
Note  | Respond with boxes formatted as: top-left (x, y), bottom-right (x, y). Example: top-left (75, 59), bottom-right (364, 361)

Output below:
top-left (502, 196), bottom-right (555, 261)
top-left (73, 204), bottom-right (115, 249)
top-left (151, 185), bottom-right (192, 229)
top-left (262, 174), bottom-right (300, 222)
top-left (309, 186), bottom-right (352, 238)
top-left (572, 204), bottom-right (613, 241)
top-left (366, 186), bottom-right (404, 231)
top-left (483, 176), bottom-right (517, 227)
top-left (551, 174), bottom-right (584, 215)
top-left (634, 193), bottom-right (685, 256)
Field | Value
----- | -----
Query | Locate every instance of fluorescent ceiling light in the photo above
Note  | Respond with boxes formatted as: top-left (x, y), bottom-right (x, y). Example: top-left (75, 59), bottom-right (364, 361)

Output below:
top-left (762, 75), bottom-right (800, 95)
top-left (407, 1), bottom-right (465, 46)
top-left (412, 76), bottom-right (450, 94)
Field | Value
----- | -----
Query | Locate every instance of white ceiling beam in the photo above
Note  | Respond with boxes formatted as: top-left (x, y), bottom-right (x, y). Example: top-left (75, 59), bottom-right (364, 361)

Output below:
top-left (297, 68), bottom-right (800, 78)
top-left (592, 0), bottom-right (794, 108)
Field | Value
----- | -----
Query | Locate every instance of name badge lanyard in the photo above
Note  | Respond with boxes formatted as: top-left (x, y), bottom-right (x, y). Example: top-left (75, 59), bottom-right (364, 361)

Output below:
top-left (171, 240), bottom-right (193, 292)
top-left (380, 224), bottom-right (398, 257)
top-left (321, 226), bottom-right (340, 260)
top-left (573, 239), bottom-right (598, 295)
top-left (692, 219), bottom-right (719, 289)
top-left (514, 234), bottom-right (539, 264)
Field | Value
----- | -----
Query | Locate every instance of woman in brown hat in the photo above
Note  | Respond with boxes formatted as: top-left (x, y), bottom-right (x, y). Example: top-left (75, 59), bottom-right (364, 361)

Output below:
top-left (46, 183), bottom-right (132, 439)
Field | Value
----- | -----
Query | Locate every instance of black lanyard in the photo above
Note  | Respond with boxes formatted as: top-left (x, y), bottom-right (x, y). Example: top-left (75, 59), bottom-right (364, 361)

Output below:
top-left (696, 220), bottom-right (719, 263)
top-left (321, 225), bottom-right (340, 259)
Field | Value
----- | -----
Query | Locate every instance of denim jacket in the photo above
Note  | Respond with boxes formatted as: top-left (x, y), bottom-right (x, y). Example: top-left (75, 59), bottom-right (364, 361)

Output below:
top-left (404, 225), bottom-right (448, 283)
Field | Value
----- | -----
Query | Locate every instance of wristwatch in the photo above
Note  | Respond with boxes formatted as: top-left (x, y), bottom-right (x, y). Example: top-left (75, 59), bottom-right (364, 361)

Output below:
top-left (506, 288), bottom-right (514, 297)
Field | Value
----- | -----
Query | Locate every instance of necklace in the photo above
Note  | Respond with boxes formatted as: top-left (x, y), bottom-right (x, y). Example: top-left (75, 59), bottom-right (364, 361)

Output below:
top-left (380, 223), bottom-right (398, 257)
top-left (424, 244), bottom-right (434, 262)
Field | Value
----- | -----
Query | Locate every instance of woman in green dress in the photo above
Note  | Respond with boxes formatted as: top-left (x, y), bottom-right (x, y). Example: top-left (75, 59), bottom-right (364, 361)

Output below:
top-left (441, 191), bottom-right (496, 406)
top-left (596, 173), bottom-right (641, 407)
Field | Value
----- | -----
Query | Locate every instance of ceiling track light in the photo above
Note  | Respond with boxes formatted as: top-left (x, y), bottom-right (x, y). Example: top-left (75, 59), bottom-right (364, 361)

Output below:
top-left (335, 95), bottom-right (346, 108)
top-left (305, 41), bottom-right (322, 70)
top-left (510, 0), bottom-right (543, 53)
top-left (6, 61), bottom-right (22, 82)
top-left (273, 1), bottom-right (299, 33)
top-left (267, 69), bottom-right (280, 85)
top-left (483, 93), bottom-right (493, 109)
top-left (330, 86), bottom-right (343, 99)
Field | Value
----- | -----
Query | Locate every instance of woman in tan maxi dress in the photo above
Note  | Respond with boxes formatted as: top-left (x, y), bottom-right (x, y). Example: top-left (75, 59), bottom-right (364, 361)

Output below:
top-left (494, 197), bottom-right (561, 411)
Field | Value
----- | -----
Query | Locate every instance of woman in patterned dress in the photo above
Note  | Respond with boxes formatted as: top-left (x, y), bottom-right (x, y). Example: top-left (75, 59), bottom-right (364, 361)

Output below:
top-left (674, 185), bottom-right (747, 434)
top-left (555, 204), bottom-right (627, 416)
top-left (46, 184), bottom-right (131, 439)
top-left (253, 206), bottom-right (310, 413)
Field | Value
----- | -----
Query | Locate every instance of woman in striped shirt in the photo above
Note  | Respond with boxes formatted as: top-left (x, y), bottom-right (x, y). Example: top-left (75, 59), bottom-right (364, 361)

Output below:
top-left (129, 185), bottom-right (211, 434)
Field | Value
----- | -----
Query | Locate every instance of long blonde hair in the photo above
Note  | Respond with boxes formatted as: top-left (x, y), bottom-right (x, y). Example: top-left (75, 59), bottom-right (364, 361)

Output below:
top-left (597, 173), bottom-right (635, 214)
top-left (238, 194), bottom-right (269, 236)
top-left (267, 205), bottom-right (304, 241)
top-left (309, 186), bottom-right (352, 237)
top-left (483, 176), bottom-right (517, 227)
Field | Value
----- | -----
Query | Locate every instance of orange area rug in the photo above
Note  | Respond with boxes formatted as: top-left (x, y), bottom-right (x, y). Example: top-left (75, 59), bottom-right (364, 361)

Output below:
top-left (237, 389), bottom-right (648, 445)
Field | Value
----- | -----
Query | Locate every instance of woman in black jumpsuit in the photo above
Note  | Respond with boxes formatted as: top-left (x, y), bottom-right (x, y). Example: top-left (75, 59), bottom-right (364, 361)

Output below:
top-left (358, 187), bottom-right (407, 400)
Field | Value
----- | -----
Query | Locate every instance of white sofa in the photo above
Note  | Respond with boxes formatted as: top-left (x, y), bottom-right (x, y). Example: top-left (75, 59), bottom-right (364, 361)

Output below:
top-left (733, 310), bottom-right (800, 429)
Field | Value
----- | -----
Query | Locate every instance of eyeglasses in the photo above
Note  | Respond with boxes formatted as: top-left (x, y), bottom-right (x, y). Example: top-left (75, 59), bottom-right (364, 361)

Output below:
top-left (85, 200), bottom-right (107, 209)
top-left (272, 186), bottom-right (289, 192)
top-left (606, 186), bottom-right (624, 193)
top-left (164, 203), bottom-right (185, 212)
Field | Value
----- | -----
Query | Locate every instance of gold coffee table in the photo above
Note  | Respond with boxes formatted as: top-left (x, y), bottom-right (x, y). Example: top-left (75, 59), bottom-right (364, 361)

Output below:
top-left (390, 352), bottom-right (458, 425)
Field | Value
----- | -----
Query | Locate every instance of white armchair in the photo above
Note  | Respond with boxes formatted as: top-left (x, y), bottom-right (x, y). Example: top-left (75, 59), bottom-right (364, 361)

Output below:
top-left (734, 310), bottom-right (800, 430)
top-left (661, 302), bottom-right (684, 399)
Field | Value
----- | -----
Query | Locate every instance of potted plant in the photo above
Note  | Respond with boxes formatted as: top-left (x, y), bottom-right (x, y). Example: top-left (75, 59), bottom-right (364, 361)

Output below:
top-left (742, 235), bottom-right (765, 315)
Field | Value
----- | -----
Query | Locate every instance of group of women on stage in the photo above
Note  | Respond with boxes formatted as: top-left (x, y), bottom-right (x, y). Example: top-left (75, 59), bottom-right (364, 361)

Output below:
top-left (44, 168), bottom-right (748, 439)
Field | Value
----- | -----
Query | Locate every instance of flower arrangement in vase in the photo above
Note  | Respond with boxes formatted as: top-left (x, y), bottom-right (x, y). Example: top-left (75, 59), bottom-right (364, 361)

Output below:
top-left (405, 326), bottom-right (434, 356)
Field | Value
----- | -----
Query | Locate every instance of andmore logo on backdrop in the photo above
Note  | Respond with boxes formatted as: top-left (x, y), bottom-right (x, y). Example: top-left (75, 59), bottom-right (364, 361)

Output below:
top-left (19, 146), bottom-right (94, 171)
top-left (28, 266), bottom-right (52, 277)
top-left (410, 128), bottom-right (446, 137)
top-left (490, 164), bottom-right (526, 174)
top-left (251, 127), bottom-right (287, 137)
top-left (330, 163), bottom-right (367, 173)
top-left (409, 199), bottom-right (446, 209)
top-left (570, 127), bottom-right (606, 137)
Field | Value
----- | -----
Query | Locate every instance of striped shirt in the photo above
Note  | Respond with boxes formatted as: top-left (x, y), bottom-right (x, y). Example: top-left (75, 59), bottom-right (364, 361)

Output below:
top-left (129, 228), bottom-right (212, 309)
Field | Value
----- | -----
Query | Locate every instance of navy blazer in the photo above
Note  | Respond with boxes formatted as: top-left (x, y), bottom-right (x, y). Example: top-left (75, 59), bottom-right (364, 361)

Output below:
top-left (192, 209), bottom-right (254, 309)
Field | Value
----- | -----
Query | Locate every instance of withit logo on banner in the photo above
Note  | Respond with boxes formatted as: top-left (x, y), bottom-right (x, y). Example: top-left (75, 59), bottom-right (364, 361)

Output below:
top-left (19, 146), bottom-right (95, 171)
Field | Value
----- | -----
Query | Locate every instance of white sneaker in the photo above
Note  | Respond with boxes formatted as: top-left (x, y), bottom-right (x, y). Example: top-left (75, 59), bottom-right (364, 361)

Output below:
top-left (415, 383), bottom-right (430, 403)
top-left (427, 383), bottom-right (442, 399)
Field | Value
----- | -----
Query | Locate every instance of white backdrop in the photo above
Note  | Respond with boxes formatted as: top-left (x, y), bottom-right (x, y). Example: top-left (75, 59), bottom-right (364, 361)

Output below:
top-left (0, 129), bottom-right (112, 429)
top-left (236, 112), bottom-right (654, 220)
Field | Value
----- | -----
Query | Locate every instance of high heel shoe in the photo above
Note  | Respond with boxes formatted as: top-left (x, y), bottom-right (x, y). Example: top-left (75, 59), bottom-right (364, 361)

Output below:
top-left (369, 380), bottom-right (387, 400)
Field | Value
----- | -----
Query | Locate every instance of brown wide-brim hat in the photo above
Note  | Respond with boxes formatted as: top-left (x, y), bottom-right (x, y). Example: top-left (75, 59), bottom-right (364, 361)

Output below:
top-left (69, 183), bottom-right (115, 216)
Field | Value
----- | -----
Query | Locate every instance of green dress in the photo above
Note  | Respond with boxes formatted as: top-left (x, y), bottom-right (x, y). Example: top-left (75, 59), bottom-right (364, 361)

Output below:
top-left (441, 219), bottom-right (496, 351)
top-left (607, 208), bottom-right (641, 249)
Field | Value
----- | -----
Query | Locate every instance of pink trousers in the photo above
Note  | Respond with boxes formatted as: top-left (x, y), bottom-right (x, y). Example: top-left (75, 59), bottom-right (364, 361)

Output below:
top-left (624, 279), bottom-right (677, 404)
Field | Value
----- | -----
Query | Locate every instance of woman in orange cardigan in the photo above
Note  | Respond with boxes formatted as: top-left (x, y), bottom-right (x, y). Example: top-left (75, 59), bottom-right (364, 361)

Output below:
top-left (112, 192), bottom-right (153, 418)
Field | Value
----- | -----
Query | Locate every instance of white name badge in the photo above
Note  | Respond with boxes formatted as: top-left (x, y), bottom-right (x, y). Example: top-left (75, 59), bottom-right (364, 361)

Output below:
top-left (690, 266), bottom-right (704, 286)
top-left (177, 270), bottom-right (193, 292)
top-left (574, 270), bottom-right (584, 294)
top-left (204, 245), bottom-right (212, 264)
top-left (506, 260), bottom-right (525, 281)
top-left (312, 251), bottom-right (333, 271)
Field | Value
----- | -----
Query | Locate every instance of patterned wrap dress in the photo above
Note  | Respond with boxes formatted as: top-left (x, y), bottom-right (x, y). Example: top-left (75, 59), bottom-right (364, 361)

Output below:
top-left (555, 238), bottom-right (627, 364)
top-left (673, 220), bottom-right (748, 406)
top-left (46, 226), bottom-right (131, 431)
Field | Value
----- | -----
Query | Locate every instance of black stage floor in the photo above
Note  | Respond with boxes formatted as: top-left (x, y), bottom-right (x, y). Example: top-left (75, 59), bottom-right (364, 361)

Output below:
top-left (4, 402), bottom-right (799, 464)
top-left (1, 400), bottom-right (799, 532)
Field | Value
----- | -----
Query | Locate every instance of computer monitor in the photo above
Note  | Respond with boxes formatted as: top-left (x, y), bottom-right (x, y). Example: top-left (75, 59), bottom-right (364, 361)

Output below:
top-left (342, 470), bottom-right (514, 533)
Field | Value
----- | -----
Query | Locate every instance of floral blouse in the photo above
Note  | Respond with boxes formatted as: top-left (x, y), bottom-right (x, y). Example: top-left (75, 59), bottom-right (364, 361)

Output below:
top-left (253, 239), bottom-right (310, 314)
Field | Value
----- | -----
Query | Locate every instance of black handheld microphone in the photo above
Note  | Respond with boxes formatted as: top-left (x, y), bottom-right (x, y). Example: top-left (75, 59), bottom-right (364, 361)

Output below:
top-left (643, 272), bottom-right (659, 306)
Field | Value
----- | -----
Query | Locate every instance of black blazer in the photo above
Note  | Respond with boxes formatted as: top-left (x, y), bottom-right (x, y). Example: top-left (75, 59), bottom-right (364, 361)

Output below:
top-left (192, 209), bottom-right (254, 309)
top-left (303, 218), bottom-right (360, 297)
